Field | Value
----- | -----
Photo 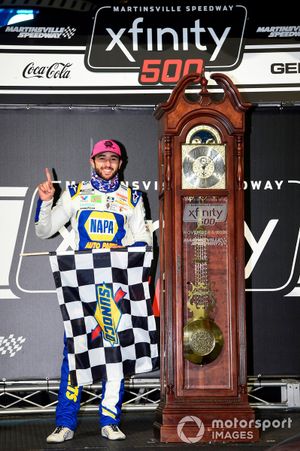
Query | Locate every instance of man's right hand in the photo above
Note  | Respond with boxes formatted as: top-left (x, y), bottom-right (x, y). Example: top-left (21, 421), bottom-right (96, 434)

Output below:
top-left (38, 168), bottom-right (55, 201)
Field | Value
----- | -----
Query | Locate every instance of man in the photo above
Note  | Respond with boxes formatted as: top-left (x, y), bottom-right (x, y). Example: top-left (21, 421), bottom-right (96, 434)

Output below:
top-left (35, 139), bottom-right (152, 442)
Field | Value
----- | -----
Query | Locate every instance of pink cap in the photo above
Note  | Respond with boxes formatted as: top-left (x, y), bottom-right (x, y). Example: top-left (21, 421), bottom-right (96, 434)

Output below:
top-left (91, 139), bottom-right (121, 158)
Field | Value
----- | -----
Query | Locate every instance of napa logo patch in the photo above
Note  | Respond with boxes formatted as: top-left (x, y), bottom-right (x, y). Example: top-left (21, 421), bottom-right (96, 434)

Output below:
top-left (84, 211), bottom-right (117, 241)
top-left (92, 283), bottom-right (126, 345)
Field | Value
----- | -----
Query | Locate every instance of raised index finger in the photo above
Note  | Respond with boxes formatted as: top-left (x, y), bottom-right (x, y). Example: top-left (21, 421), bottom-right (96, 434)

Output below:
top-left (45, 167), bottom-right (53, 183)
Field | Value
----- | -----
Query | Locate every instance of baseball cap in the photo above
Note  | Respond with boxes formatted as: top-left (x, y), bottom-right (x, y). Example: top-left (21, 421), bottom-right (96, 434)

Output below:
top-left (91, 139), bottom-right (121, 158)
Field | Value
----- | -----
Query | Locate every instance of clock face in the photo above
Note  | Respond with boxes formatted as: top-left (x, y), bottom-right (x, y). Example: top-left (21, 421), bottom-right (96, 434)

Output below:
top-left (182, 144), bottom-right (226, 189)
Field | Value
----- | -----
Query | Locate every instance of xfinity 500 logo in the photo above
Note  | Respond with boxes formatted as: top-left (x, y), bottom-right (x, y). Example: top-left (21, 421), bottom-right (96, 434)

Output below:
top-left (85, 4), bottom-right (247, 85)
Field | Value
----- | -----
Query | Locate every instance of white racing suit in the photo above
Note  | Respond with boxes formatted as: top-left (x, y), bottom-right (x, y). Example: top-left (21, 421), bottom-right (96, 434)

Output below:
top-left (35, 180), bottom-right (152, 430)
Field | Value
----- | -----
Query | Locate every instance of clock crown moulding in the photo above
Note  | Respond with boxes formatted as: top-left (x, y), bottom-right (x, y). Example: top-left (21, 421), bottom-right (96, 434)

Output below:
top-left (154, 71), bottom-right (252, 133)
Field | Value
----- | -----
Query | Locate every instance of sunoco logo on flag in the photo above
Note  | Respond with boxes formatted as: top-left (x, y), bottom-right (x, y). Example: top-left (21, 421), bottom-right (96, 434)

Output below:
top-left (93, 283), bottom-right (125, 345)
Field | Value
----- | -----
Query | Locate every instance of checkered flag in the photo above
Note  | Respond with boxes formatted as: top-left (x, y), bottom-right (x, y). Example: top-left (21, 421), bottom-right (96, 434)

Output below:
top-left (61, 26), bottom-right (76, 39)
top-left (0, 334), bottom-right (26, 357)
top-left (49, 247), bottom-right (159, 386)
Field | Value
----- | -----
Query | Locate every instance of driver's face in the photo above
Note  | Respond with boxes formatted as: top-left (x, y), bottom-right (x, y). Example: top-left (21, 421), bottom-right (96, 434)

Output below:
top-left (90, 152), bottom-right (122, 180)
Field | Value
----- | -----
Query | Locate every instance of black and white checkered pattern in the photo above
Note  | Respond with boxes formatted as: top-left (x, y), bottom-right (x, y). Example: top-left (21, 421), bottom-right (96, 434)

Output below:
top-left (0, 334), bottom-right (26, 357)
top-left (49, 247), bottom-right (159, 386)
top-left (61, 26), bottom-right (76, 39)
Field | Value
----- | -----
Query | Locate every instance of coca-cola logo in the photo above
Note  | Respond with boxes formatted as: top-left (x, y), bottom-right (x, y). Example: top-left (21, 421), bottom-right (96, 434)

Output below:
top-left (22, 62), bottom-right (72, 79)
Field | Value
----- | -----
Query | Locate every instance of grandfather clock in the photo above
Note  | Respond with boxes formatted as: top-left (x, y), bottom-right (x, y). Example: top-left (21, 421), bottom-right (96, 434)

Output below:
top-left (153, 73), bottom-right (258, 443)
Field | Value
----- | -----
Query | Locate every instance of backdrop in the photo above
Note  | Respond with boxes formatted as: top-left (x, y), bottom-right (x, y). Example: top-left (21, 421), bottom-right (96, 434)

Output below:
top-left (1, 105), bottom-right (300, 379)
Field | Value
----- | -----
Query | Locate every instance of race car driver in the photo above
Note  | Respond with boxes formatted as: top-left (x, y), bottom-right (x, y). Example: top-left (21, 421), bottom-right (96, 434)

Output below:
top-left (35, 139), bottom-right (152, 443)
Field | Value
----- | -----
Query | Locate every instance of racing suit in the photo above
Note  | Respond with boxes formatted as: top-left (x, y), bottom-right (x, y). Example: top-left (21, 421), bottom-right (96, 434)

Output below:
top-left (35, 177), bottom-right (152, 430)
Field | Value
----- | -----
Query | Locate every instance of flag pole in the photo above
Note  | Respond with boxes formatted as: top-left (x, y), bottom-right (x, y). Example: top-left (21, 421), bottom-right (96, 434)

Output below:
top-left (20, 252), bottom-right (50, 256)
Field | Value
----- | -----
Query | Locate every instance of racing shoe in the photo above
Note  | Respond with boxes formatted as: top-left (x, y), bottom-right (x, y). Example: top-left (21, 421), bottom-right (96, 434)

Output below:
top-left (46, 426), bottom-right (74, 443)
top-left (101, 424), bottom-right (126, 440)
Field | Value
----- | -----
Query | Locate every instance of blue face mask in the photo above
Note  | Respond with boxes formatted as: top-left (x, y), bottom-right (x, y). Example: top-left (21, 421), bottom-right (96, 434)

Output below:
top-left (90, 171), bottom-right (120, 193)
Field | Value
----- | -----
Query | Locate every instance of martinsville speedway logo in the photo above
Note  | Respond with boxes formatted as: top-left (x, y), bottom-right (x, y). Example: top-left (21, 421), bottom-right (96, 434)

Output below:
top-left (177, 415), bottom-right (292, 443)
top-left (85, 4), bottom-right (247, 83)
top-left (5, 26), bottom-right (76, 39)
top-left (256, 25), bottom-right (300, 38)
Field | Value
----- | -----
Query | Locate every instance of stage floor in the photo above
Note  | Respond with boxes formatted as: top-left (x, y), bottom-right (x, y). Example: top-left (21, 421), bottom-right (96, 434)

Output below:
top-left (1, 410), bottom-right (300, 451)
